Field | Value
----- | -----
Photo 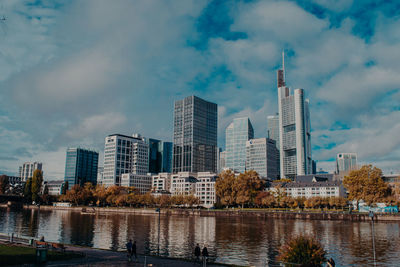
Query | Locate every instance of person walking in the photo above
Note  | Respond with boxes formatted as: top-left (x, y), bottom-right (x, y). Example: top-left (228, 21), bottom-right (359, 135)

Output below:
top-left (202, 245), bottom-right (208, 266)
top-left (126, 239), bottom-right (133, 262)
top-left (132, 240), bottom-right (137, 262)
top-left (194, 243), bottom-right (201, 262)
top-left (327, 258), bottom-right (336, 267)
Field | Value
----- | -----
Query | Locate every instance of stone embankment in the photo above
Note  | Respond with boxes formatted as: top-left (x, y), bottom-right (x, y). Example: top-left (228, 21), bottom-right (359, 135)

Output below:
top-left (12, 205), bottom-right (400, 222)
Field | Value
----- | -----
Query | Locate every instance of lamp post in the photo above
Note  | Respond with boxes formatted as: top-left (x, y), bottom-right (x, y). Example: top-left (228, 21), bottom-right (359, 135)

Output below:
top-left (156, 208), bottom-right (160, 256)
top-left (369, 210), bottom-right (376, 266)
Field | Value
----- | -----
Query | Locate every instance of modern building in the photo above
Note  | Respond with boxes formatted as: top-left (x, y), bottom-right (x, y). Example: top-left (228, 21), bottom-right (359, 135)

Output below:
top-left (103, 134), bottom-right (149, 187)
top-left (195, 172), bottom-right (217, 208)
top-left (173, 95), bottom-right (218, 173)
top-left (19, 162), bottom-right (42, 182)
top-left (44, 180), bottom-right (64, 196)
top-left (336, 153), bottom-right (358, 174)
top-left (246, 138), bottom-right (279, 179)
top-left (217, 150), bottom-right (226, 174)
top-left (145, 138), bottom-right (173, 174)
top-left (97, 166), bottom-right (104, 185)
top-left (152, 173), bottom-right (173, 192)
top-left (267, 114), bottom-right (280, 148)
top-left (269, 180), bottom-right (345, 198)
top-left (225, 117), bottom-right (254, 173)
top-left (277, 52), bottom-right (312, 179)
top-left (121, 173), bottom-right (152, 194)
top-left (64, 148), bottom-right (99, 189)
top-left (170, 172), bottom-right (198, 196)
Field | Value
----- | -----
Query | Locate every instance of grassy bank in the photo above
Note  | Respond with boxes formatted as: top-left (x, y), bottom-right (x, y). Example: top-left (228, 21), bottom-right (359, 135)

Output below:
top-left (0, 244), bottom-right (84, 266)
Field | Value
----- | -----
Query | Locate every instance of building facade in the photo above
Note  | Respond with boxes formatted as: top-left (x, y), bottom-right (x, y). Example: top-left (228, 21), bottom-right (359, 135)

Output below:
top-left (152, 172), bottom-right (172, 192)
top-left (44, 180), bottom-right (64, 196)
top-left (336, 153), bottom-right (357, 174)
top-left (270, 180), bottom-right (345, 198)
top-left (246, 138), bottom-right (279, 179)
top-left (173, 96), bottom-right (218, 173)
top-left (121, 173), bottom-right (152, 194)
top-left (225, 117), bottom-right (254, 173)
top-left (170, 172), bottom-right (198, 195)
top-left (277, 56), bottom-right (312, 179)
top-left (267, 114), bottom-right (280, 149)
top-left (64, 148), bottom-right (98, 189)
top-left (103, 134), bottom-right (149, 187)
top-left (195, 172), bottom-right (217, 208)
top-left (145, 138), bottom-right (173, 174)
top-left (19, 162), bottom-right (42, 182)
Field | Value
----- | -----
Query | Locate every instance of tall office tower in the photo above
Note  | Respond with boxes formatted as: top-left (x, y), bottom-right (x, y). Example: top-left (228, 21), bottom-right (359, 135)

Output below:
top-left (336, 153), bottom-right (357, 174)
top-left (97, 166), bottom-right (104, 185)
top-left (145, 138), bottom-right (173, 174)
top-left (246, 138), bottom-right (279, 179)
top-left (278, 53), bottom-right (312, 179)
top-left (19, 162), bottom-right (43, 182)
top-left (225, 117), bottom-right (254, 173)
top-left (103, 134), bottom-right (149, 187)
top-left (267, 114), bottom-right (280, 148)
top-left (218, 151), bottom-right (226, 173)
top-left (64, 148), bottom-right (99, 189)
top-left (173, 96), bottom-right (218, 173)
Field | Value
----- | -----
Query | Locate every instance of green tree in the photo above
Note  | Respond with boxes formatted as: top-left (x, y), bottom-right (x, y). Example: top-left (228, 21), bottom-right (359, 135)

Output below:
top-left (31, 169), bottom-right (43, 203)
top-left (215, 170), bottom-right (237, 206)
top-left (0, 175), bottom-right (9, 194)
top-left (278, 235), bottom-right (327, 266)
top-left (344, 164), bottom-right (389, 207)
top-left (41, 184), bottom-right (50, 204)
top-left (24, 178), bottom-right (33, 202)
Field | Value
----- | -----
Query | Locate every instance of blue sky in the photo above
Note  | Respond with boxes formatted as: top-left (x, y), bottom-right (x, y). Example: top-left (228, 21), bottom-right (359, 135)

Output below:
top-left (0, 0), bottom-right (400, 179)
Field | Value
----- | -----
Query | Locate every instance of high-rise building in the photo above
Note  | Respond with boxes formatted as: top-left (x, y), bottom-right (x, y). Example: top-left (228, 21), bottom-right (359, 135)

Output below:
top-left (267, 114), bottom-right (279, 148)
top-left (103, 134), bottom-right (149, 187)
top-left (278, 52), bottom-right (312, 179)
top-left (97, 166), bottom-right (104, 185)
top-left (19, 162), bottom-right (43, 182)
top-left (64, 148), bottom-right (98, 189)
top-left (246, 138), bottom-right (279, 179)
top-left (336, 153), bottom-right (357, 174)
top-left (144, 138), bottom-right (173, 174)
top-left (173, 96), bottom-right (218, 173)
top-left (225, 117), bottom-right (254, 173)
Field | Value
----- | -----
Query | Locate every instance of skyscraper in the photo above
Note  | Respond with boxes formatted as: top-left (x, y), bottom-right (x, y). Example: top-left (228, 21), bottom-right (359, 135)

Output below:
top-left (267, 114), bottom-right (279, 148)
top-left (225, 117), bottom-right (254, 173)
top-left (336, 153), bottom-right (357, 174)
top-left (278, 52), bottom-right (312, 179)
top-left (103, 134), bottom-right (149, 187)
top-left (173, 96), bottom-right (218, 173)
top-left (246, 138), bottom-right (279, 179)
top-left (64, 148), bottom-right (98, 189)
top-left (144, 138), bottom-right (173, 174)
top-left (19, 162), bottom-right (43, 182)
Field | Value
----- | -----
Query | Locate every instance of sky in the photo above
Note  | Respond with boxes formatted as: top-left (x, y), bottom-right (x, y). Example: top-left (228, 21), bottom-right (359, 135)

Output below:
top-left (0, 0), bottom-right (399, 179)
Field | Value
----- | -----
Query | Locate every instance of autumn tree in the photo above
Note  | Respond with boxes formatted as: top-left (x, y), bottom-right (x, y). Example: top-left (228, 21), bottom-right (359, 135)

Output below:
top-left (344, 164), bottom-right (389, 207)
top-left (0, 175), bottom-right (9, 194)
top-left (93, 185), bottom-right (108, 206)
top-left (235, 170), bottom-right (264, 208)
top-left (31, 169), bottom-right (43, 203)
top-left (24, 178), bottom-right (33, 202)
top-left (61, 181), bottom-right (68, 195)
top-left (215, 170), bottom-right (237, 206)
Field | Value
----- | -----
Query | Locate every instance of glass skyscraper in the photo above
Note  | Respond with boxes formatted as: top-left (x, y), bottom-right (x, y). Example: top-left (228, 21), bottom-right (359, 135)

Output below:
top-left (145, 138), bottom-right (173, 173)
top-left (336, 153), bottom-right (357, 174)
top-left (267, 114), bottom-right (279, 148)
top-left (173, 95), bottom-right (218, 173)
top-left (64, 148), bottom-right (99, 189)
top-left (225, 117), bottom-right (254, 173)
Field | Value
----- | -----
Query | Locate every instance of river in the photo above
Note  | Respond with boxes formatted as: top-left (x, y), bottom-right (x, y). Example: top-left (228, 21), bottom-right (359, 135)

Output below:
top-left (0, 207), bottom-right (399, 266)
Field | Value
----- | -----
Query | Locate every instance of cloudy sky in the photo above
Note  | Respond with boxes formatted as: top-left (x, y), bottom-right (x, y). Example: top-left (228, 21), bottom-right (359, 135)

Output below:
top-left (0, 0), bottom-right (399, 179)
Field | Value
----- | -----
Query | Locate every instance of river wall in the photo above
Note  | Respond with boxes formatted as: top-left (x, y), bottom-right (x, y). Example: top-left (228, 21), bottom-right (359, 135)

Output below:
top-left (3, 204), bottom-right (398, 222)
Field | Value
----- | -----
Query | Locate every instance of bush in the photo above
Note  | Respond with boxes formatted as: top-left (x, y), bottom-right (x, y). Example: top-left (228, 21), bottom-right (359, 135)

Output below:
top-left (278, 235), bottom-right (326, 266)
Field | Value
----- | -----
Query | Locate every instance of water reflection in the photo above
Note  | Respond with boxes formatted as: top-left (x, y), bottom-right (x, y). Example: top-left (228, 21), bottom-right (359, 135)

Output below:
top-left (0, 208), bottom-right (399, 266)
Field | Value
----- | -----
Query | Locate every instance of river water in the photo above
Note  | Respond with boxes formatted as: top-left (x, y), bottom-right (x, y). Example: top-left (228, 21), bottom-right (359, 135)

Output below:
top-left (0, 208), bottom-right (399, 266)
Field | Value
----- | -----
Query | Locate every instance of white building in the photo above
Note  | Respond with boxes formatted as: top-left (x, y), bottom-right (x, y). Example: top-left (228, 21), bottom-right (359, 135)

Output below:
top-left (277, 52), bottom-right (312, 179)
top-left (97, 166), bottom-right (104, 185)
top-left (246, 138), bottom-right (279, 179)
top-left (121, 173), bottom-right (152, 194)
top-left (270, 180), bottom-right (345, 198)
top-left (336, 153), bottom-right (357, 174)
top-left (103, 134), bottom-right (149, 187)
top-left (152, 172), bottom-right (172, 192)
top-left (19, 162), bottom-right (42, 182)
top-left (45, 181), bottom-right (64, 196)
top-left (170, 172), bottom-right (198, 196)
top-left (195, 172), bottom-right (217, 208)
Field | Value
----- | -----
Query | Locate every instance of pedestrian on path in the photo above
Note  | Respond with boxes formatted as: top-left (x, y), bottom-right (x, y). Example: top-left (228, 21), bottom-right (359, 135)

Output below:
top-left (202, 245), bottom-right (208, 264)
top-left (126, 239), bottom-right (133, 261)
top-left (132, 240), bottom-right (137, 262)
top-left (194, 243), bottom-right (201, 262)
top-left (327, 258), bottom-right (335, 267)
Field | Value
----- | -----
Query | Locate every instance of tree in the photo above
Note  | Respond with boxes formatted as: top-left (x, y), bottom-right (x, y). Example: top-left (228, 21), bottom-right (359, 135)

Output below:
top-left (61, 181), bottom-right (68, 195)
top-left (0, 175), bottom-right (9, 194)
top-left (344, 164), bottom-right (389, 207)
top-left (24, 178), bottom-right (33, 202)
top-left (93, 185), bottom-right (108, 206)
top-left (215, 170), bottom-right (237, 206)
top-left (235, 170), bottom-right (264, 208)
top-left (31, 169), bottom-right (43, 203)
top-left (41, 184), bottom-right (50, 204)
top-left (278, 235), bottom-right (327, 266)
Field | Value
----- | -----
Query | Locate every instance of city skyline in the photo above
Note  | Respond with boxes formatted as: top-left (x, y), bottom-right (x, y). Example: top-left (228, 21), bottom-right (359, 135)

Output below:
top-left (1, 1), bottom-right (400, 179)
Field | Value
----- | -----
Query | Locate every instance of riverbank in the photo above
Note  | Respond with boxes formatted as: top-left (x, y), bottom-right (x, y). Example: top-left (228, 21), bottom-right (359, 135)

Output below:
top-left (5, 204), bottom-right (399, 222)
